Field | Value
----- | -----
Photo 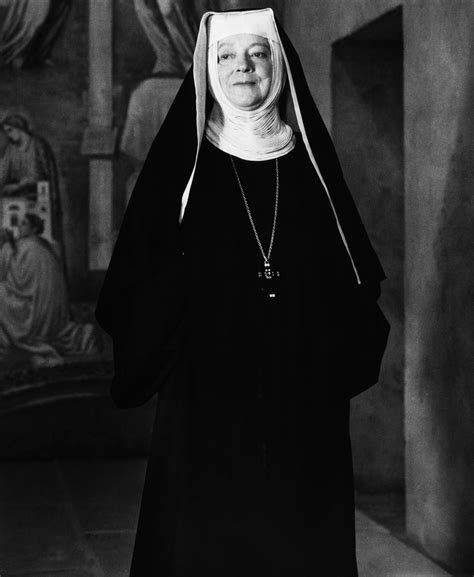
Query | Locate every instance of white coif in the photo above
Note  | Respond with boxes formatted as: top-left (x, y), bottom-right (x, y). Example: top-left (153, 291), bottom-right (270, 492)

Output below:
top-left (205, 11), bottom-right (295, 161)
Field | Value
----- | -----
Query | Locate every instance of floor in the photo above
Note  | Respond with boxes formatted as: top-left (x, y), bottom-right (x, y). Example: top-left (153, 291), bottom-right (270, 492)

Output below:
top-left (0, 459), bottom-right (452, 577)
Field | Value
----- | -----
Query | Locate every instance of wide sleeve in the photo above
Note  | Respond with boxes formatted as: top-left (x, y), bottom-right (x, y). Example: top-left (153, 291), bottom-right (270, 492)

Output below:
top-left (107, 260), bottom-right (187, 408)
top-left (328, 279), bottom-right (391, 400)
top-left (350, 281), bottom-right (390, 398)
top-left (95, 69), bottom-right (197, 408)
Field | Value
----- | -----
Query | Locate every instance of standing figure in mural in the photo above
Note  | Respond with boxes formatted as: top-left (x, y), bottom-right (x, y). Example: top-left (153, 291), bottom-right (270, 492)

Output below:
top-left (0, 213), bottom-right (96, 370)
top-left (0, 114), bottom-right (64, 258)
top-left (120, 0), bottom-right (192, 203)
top-left (122, 0), bottom-right (281, 203)
top-left (121, 76), bottom-right (182, 203)
top-left (97, 8), bottom-right (390, 577)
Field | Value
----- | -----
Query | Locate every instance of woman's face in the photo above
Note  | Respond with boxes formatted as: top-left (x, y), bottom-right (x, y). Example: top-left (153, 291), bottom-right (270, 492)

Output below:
top-left (217, 33), bottom-right (272, 110)
top-left (4, 125), bottom-right (22, 144)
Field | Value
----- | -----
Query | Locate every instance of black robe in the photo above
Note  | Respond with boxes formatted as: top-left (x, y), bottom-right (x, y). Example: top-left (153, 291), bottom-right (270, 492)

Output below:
top-left (101, 137), bottom-right (389, 577)
top-left (95, 15), bottom-right (389, 575)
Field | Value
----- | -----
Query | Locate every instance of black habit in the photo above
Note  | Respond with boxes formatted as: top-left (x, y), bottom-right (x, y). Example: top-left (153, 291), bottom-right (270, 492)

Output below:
top-left (95, 16), bottom-right (390, 577)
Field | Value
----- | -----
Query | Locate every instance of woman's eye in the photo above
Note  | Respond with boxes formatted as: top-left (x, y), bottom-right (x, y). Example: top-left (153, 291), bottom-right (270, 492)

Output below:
top-left (218, 53), bottom-right (233, 62)
top-left (252, 51), bottom-right (268, 59)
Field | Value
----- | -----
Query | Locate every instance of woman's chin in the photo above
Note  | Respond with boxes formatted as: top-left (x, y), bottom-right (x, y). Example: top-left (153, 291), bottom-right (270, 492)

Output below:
top-left (229, 96), bottom-right (264, 110)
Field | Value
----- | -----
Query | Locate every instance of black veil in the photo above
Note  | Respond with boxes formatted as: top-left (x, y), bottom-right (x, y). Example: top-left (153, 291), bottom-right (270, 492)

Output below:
top-left (95, 11), bottom-right (387, 407)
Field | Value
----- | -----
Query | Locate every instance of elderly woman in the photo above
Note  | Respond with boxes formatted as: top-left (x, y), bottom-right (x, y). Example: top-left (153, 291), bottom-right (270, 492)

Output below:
top-left (96, 8), bottom-right (389, 577)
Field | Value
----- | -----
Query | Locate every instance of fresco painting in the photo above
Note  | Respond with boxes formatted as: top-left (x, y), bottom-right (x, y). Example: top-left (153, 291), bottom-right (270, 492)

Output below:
top-left (0, 212), bottom-right (96, 369)
top-left (0, 0), bottom-right (96, 374)
top-left (0, 1), bottom-right (281, 387)
top-left (0, 111), bottom-right (97, 371)
top-left (121, 78), bottom-right (183, 203)
top-left (0, 114), bottom-right (62, 250)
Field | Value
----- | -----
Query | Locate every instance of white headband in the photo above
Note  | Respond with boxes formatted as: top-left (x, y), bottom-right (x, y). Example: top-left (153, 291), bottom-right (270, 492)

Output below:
top-left (206, 9), bottom-right (280, 45)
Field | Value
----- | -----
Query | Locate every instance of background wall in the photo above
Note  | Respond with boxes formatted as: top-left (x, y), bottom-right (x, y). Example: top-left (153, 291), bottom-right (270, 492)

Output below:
top-left (1, 0), bottom-right (473, 571)
top-left (332, 9), bottom-right (404, 492)
top-left (285, 0), bottom-right (404, 492)
top-left (286, 0), bottom-right (474, 571)
top-left (0, 0), bottom-right (89, 297)
top-left (404, 0), bottom-right (474, 570)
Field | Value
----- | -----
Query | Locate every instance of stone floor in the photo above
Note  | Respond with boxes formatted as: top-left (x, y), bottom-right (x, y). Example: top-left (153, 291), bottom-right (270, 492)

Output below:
top-left (0, 459), bottom-right (452, 577)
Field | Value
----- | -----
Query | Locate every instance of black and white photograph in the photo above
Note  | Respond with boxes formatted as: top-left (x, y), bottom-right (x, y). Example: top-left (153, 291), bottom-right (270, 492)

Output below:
top-left (0, 1), bottom-right (473, 576)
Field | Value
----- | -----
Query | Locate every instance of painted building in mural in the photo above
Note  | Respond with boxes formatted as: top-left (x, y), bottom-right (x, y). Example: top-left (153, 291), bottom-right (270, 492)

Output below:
top-left (1, 182), bottom-right (52, 240)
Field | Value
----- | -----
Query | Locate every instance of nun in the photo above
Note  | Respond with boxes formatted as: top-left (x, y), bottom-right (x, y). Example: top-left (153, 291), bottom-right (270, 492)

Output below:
top-left (95, 8), bottom-right (390, 577)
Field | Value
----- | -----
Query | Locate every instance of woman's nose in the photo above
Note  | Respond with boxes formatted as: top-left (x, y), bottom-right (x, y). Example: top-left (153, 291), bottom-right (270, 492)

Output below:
top-left (235, 54), bottom-right (253, 73)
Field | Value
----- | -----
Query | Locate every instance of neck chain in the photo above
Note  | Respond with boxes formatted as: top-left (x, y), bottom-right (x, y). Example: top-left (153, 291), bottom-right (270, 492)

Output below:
top-left (229, 155), bottom-right (281, 299)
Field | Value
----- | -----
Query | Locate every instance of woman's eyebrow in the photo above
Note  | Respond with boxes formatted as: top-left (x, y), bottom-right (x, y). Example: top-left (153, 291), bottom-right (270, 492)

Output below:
top-left (248, 42), bottom-right (269, 49)
top-left (218, 42), bottom-right (269, 51)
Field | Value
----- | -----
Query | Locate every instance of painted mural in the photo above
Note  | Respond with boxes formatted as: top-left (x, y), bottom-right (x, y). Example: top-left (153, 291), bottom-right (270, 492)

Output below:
top-left (0, 0), bottom-right (281, 408)
top-left (120, 0), bottom-right (213, 201)
top-left (0, 1), bottom-right (97, 374)
top-left (0, 114), bottom-right (61, 249)
top-left (0, 112), bottom-right (97, 371)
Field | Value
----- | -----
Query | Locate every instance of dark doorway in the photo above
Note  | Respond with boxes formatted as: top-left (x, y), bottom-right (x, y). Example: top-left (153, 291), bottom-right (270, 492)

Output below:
top-left (331, 7), bottom-right (405, 492)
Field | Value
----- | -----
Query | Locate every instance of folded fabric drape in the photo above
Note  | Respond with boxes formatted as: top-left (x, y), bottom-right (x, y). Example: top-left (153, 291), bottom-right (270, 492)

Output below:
top-left (0, 0), bottom-right (50, 65)
top-left (0, 0), bottom-right (71, 68)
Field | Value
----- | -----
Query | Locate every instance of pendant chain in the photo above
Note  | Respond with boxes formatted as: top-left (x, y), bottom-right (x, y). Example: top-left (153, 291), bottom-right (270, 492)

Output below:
top-left (229, 155), bottom-right (279, 266)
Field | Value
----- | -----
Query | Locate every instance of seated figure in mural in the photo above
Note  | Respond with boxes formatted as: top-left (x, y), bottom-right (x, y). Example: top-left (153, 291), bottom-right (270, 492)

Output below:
top-left (1, 114), bottom-right (63, 248)
top-left (0, 213), bottom-right (97, 370)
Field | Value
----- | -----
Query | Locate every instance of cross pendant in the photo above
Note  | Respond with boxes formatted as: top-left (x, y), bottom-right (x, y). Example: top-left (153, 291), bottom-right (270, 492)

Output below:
top-left (258, 262), bottom-right (280, 299)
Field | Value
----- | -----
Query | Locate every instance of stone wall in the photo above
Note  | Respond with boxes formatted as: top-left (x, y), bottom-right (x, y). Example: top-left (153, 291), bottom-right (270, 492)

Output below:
top-left (404, 0), bottom-right (474, 570)
top-left (285, 0), bottom-right (404, 491)
top-left (333, 11), bottom-right (405, 492)
top-left (285, 0), bottom-right (474, 570)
